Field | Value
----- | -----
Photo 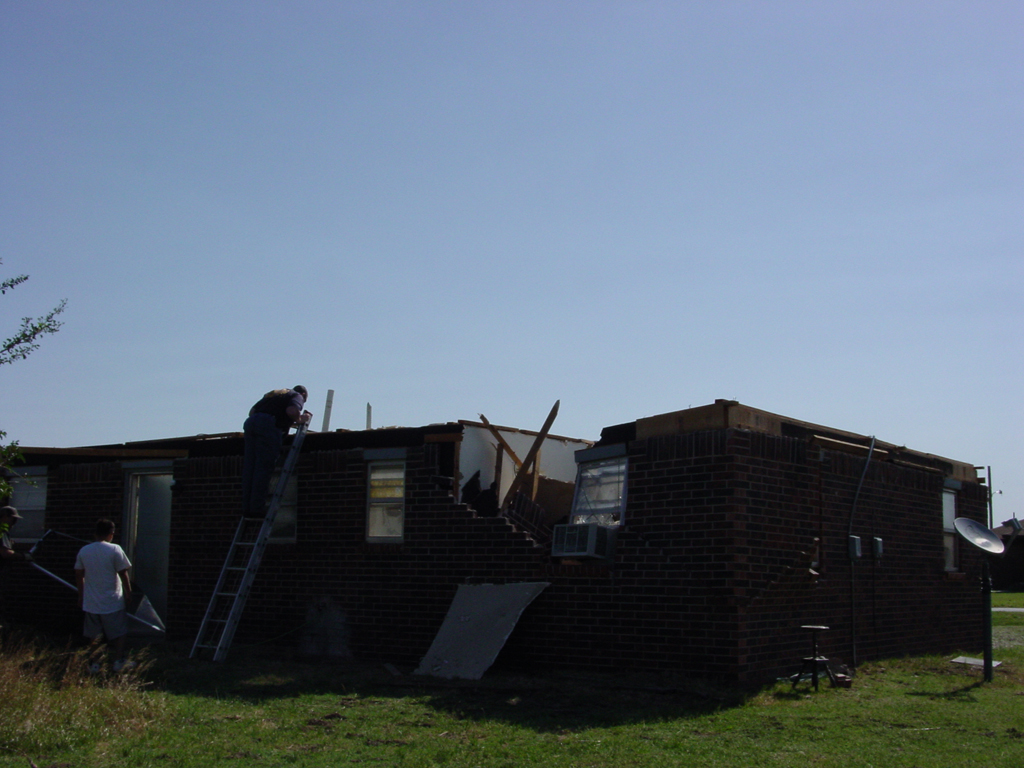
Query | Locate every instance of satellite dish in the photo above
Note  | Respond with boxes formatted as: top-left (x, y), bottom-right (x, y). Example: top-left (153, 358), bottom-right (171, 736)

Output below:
top-left (953, 517), bottom-right (1005, 555)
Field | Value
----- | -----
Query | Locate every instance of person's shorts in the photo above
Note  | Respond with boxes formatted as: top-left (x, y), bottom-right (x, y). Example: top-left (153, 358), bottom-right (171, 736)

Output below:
top-left (83, 609), bottom-right (128, 641)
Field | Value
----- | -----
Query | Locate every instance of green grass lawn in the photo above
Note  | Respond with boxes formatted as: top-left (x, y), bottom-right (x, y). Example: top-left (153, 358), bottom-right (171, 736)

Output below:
top-left (992, 611), bottom-right (1024, 628)
top-left (992, 591), bottom-right (1024, 609)
top-left (4, 634), bottom-right (1024, 768)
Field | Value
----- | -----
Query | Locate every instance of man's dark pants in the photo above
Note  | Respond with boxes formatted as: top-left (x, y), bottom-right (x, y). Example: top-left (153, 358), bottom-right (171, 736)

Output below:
top-left (242, 413), bottom-right (282, 518)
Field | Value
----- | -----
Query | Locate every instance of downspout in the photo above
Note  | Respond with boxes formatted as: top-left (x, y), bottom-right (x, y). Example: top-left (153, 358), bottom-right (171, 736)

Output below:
top-left (847, 436), bottom-right (876, 669)
top-left (987, 466), bottom-right (993, 529)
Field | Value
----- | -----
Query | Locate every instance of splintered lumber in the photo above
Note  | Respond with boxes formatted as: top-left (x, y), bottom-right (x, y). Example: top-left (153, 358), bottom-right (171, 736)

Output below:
top-left (501, 400), bottom-right (560, 509)
top-left (478, 413), bottom-right (524, 469)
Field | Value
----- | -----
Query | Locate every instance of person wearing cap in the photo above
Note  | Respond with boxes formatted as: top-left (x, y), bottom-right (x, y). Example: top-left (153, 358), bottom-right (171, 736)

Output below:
top-left (0, 506), bottom-right (33, 567)
top-left (241, 386), bottom-right (312, 518)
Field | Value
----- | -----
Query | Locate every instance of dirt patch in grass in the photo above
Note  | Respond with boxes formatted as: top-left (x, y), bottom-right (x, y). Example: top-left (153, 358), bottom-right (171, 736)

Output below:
top-left (992, 626), bottom-right (1024, 649)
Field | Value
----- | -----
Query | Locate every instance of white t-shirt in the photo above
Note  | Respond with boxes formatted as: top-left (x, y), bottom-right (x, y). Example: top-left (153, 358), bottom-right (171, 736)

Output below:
top-left (75, 540), bottom-right (132, 614)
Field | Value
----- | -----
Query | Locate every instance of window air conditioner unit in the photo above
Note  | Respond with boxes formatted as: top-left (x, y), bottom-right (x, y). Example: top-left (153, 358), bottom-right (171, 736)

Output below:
top-left (551, 523), bottom-right (618, 559)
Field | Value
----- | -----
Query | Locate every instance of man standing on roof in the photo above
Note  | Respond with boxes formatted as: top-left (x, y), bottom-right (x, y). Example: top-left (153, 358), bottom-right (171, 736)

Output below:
top-left (75, 518), bottom-right (133, 672)
top-left (242, 385), bottom-right (312, 518)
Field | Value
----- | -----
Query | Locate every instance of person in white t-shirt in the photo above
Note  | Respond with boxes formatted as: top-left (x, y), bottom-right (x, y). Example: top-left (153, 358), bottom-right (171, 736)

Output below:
top-left (75, 518), bottom-right (134, 671)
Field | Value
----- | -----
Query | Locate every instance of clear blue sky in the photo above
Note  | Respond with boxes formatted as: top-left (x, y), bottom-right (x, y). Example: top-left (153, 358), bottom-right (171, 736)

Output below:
top-left (2, 2), bottom-right (1021, 519)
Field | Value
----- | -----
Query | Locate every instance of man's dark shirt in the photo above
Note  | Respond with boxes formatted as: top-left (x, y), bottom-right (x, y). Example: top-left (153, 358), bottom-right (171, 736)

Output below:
top-left (249, 389), bottom-right (305, 431)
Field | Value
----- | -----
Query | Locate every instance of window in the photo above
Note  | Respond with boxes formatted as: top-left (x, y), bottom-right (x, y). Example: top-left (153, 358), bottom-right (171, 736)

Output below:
top-left (570, 455), bottom-right (627, 527)
top-left (6, 467), bottom-right (47, 542)
top-left (367, 462), bottom-right (405, 542)
top-left (942, 489), bottom-right (958, 571)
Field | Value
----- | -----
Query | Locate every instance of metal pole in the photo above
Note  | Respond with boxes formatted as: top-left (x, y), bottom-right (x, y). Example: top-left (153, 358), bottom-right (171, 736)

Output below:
top-left (29, 562), bottom-right (164, 633)
top-left (982, 558), bottom-right (994, 683)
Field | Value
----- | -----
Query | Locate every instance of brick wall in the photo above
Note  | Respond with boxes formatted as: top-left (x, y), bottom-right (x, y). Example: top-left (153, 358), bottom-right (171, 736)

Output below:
top-left (729, 434), bottom-right (987, 681)
top-left (3, 461), bottom-right (126, 634)
top-left (503, 428), bottom-right (987, 684)
top-left (168, 444), bottom-right (546, 663)
top-left (505, 430), bottom-right (746, 679)
top-left (6, 426), bottom-right (988, 686)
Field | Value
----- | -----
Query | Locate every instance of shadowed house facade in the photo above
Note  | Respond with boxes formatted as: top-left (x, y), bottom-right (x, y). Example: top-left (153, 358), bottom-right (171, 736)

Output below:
top-left (508, 400), bottom-right (989, 682)
top-left (3, 401), bottom-right (990, 684)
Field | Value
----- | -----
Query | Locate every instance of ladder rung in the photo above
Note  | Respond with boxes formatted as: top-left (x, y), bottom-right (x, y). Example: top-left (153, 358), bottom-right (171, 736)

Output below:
top-left (191, 422), bottom-right (308, 661)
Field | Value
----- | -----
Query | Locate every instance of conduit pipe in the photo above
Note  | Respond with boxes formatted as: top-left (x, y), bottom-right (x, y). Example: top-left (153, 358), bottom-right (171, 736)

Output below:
top-left (847, 436), bottom-right (876, 669)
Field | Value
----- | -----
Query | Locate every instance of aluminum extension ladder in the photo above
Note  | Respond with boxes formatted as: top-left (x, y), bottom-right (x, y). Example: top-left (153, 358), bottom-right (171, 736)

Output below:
top-left (190, 423), bottom-right (308, 661)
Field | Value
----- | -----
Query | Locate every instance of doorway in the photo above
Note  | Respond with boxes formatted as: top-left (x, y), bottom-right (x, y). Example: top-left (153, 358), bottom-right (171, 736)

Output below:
top-left (123, 464), bottom-right (173, 624)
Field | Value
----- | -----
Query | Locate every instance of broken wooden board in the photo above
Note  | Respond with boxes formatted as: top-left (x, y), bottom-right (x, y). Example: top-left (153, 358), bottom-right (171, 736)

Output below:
top-left (478, 412), bottom-right (524, 468)
top-left (501, 400), bottom-right (560, 509)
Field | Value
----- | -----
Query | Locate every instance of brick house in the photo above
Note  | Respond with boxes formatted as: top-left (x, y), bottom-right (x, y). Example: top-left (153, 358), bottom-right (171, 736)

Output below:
top-left (3, 419), bottom-right (587, 656)
top-left (3, 400), bottom-right (990, 685)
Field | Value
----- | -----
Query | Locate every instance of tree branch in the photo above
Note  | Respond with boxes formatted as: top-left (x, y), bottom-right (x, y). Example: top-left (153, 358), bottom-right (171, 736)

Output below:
top-left (1, 299), bottom-right (67, 366)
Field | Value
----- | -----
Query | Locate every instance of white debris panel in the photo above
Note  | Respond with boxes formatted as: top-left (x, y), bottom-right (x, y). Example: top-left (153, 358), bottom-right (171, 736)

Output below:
top-left (414, 582), bottom-right (550, 680)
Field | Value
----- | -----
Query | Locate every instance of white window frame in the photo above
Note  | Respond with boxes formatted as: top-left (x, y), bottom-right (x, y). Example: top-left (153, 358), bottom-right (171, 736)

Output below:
top-left (570, 453), bottom-right (628, 527)
top-left (367, 461), bottom-right (405, 543)
top-left (5, 466), bottom-right (47, 542)
top-left (942, 489), bottom-right (958, 571)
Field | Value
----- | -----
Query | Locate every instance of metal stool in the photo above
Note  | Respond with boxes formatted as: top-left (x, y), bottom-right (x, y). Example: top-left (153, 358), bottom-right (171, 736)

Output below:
top-left (792, 625), bottom-right (837, 691)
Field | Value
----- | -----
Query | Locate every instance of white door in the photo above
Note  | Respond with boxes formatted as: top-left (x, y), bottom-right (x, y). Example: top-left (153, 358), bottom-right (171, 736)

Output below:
top-left (125, 471), bottom-right (173, 622)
